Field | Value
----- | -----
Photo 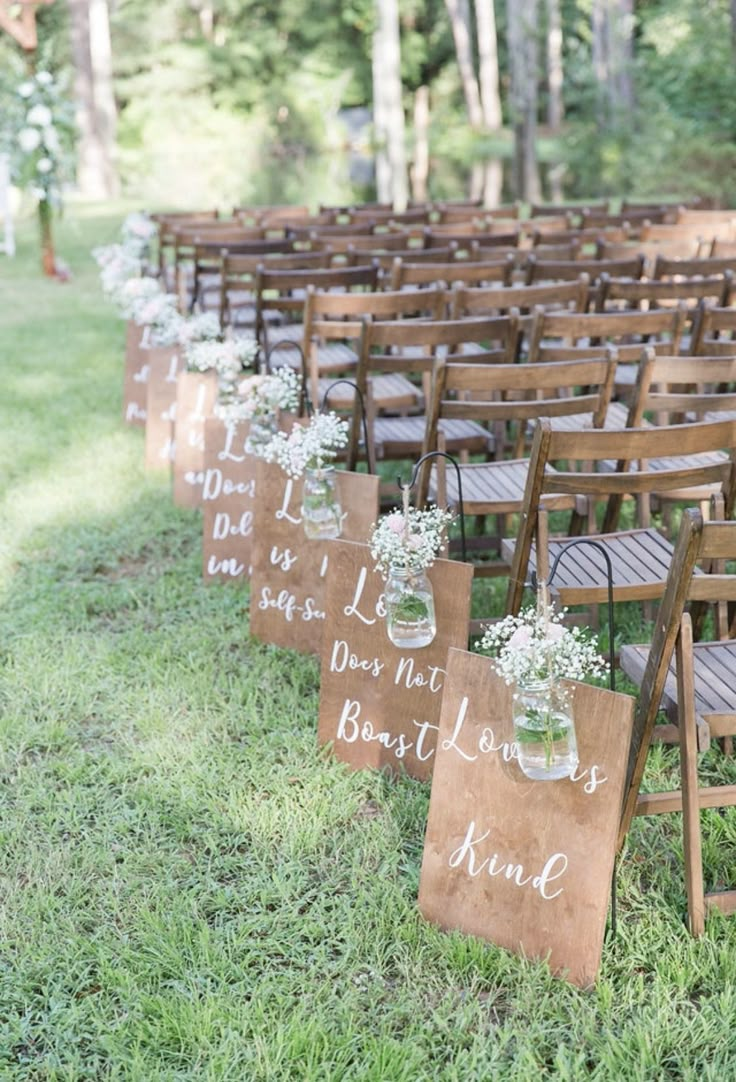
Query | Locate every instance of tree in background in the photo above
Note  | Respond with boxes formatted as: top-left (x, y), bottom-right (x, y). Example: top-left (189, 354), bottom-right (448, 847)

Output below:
top-left (373, 0), bottom-right (408, 209)
top-left (507, 0), bottom-right (540, 202)
top-left (591, 0), bottom-right (634, 123)
top-left (474, 0), bottom-right (502, 205)
top-left (69, 0), bottom-right (118, 199)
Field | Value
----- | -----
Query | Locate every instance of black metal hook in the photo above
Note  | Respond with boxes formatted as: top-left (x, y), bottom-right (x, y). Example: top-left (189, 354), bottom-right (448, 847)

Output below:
top-left (535, 538), bottom-right (617, 694)
top-left (319, 379), bottom-right (374, 476)
top-left (396, 450), bottom-right (467, 564)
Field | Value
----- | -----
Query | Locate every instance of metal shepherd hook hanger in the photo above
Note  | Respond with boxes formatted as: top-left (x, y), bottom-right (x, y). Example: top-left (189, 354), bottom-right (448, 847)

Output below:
top-left (396, 450), bottom-right (467, 564)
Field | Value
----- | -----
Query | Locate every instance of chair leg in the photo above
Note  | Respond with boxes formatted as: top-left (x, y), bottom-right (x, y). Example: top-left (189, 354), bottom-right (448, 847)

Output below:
top-left (677, 615), bottom-right (706, 937)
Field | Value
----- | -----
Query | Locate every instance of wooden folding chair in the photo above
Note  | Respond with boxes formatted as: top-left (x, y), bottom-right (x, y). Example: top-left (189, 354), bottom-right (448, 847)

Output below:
top-left (691, 301), bottom-right (736, 357)
top-left (303, 286), bottom-right (446, 412)
top-left (389, 255), bottom-right (513, 291)
top-left (527, 304), bottom-right (688, 399)
top-left (524, 254), bottom-right (645, 286)
top-left (419, 353), bottom-right (618, 576)
top-left (504, 417), bottom-right (736, 616)
top-left (618, 508), bottom-right (736, 935)
top-left (254, 262), bottom-right (378, 356)
top-left (348, 313), bottom-right (523, 479)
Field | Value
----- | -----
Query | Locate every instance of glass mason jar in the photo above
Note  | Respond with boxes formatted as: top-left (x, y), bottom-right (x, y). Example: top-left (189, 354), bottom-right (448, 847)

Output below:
top-left (512, 678), bottom-right (578, 781)
top-left (384, 566), bottom-right (437, 649)
top-left (245, 413), bottom-right (278, 456)
top-left (301, 465), bottom-right (343, 540)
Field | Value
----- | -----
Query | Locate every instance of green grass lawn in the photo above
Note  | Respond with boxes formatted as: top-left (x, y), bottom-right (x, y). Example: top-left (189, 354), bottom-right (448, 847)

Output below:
top-left (2, 205), bottom-right (736, 1080)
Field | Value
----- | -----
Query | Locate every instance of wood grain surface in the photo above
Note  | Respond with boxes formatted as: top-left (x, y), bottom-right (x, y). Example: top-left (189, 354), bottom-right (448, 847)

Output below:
top-left (144, 345), bottom-right (185, 471)
top-left (318, 540), bottom-right (472, 780)
top-left (250, 463), bottom-right (379, 654)
top-left (122, 321), bottom-right (147, 427)
top-left (201, 418), bottom-right (257, 584)
top-left (418, 648), bottom-right (634, 988)
top-left (173, 370), bottom-right (219, 508)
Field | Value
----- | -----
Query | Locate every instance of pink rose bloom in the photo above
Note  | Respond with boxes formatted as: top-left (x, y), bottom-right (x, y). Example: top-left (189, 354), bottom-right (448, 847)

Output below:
top-left (239, 375), bottom-right (262, 395)
top-left (408, 533), bottom-right (423, 550)
top-left (385, 513), bottom-right (405, 535)
top-left (544, 623), bottom-right (565, 643)
top-left (508, 625), bottom-right (532, 650)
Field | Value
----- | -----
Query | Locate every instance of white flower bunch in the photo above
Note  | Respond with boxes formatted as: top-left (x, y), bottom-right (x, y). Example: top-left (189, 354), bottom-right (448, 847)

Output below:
top-left (10, 71), bottom-right (74, 205)
top-left (133, 290), bottom-right (180, 330)
top-left (265, 411), bottom-right (349, 478)
top-left (476, 597), bottom-right (608, 686)
top-left (121, 212), bottom-right (157, 258)
top-left (178, 311), bottom-right (221, 345)
top-left (93, 245), bottom-right (146, 298)
top-left (369, 505), bottom-right (454, 578)
top-left (114, 275), bottom-right (162, 319)
top-left (237, 366), bottom-right (301, 420)
top-left (214, 398), bottom-right (252, 424)
top-left (149, 307), bottom-right (185, 347)
top-left (184, 337), bottom-right (257, 396)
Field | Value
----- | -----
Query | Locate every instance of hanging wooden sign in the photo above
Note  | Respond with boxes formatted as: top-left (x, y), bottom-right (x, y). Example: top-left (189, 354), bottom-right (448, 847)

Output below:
top-left (173, 370), bottom-right (219, 508)
top-left (418, 649), bottom-right (634, 988)
top-left (122, 321), bottom-right (148, 427)
top-left (201, 418), bottom-right (257, 583)
top-left (317, 540), bottom-right (472, 780)
top-left (249, 462), bottom-right (380, 654)
top-left (144, 345), bottom-right (185, 471)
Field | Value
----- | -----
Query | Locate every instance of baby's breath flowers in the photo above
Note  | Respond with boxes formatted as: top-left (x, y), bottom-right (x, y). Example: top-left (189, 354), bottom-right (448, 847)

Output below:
top-left (265, 411), bottom-right (349, 478)
top-left (238, 367), bottom-right (301, 420)
top-left (369, 504), bottom-right (454, 578)
top-left (476, 592), bottom-right (608, 686)
top-left (178, 311), bottom-right (221, 346)
top-left (184, 337), bottom-right (258, 397)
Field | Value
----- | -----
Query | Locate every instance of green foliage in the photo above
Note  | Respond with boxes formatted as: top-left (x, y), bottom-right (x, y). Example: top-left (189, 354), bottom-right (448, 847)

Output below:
top-left (4, 0), bottom-right (736, 207)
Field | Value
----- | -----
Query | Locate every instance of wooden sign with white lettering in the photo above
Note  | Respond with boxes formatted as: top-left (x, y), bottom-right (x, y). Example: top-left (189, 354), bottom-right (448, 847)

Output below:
top-left (173, 370), bottom-right (219, 508)
top-left (418, 649), bottom-right (634, 988)
top-left (144, 345), bottom-right (185, 471)
top-left (202, 418), bottom-right (257, 583)
top-left (317, 541), bottom-right (472, 780)
top-left (250, 462), bottom-right (380, 654)
top-left (122, 320), bottom-right (147, 427)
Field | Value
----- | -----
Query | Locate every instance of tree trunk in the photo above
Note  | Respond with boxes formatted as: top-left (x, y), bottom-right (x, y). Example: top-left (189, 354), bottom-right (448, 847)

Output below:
top-left (89, 0), bottom-right (119, 196)
top-left (507, 0), bottom-right (540, 203)
top-left (545, 0), bottom-right (564, 130)
top-left (38, 198), bottom-right (56, 277)
top-left (474, 0), bottom-right (503, 207)
top-left (592, 0), bottom-right (634, 124)
top-left (69, 0), bottom-right (118, 199)
top-left (474, 0), bottom-right (501, 130)
top-left (374, 0), bottom-right (408, 210)
top-left (411, 85), bottom-right (430, 203)
top-left (372, 21), bottom-right (391, 203)
top-left (445, 0), bottom-right (483, 130)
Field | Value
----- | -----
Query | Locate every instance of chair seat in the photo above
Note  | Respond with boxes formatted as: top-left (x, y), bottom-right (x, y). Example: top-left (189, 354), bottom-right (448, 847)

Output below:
top-left (312, 342), bottom-right (359, 373)
top-left (373, 416), bottom-right (493, 459)
top-left (502, 527), bottom-right (683, 604)
top-left (266, 322), bottom-right (305, 345)
top-left (543, 400), bottom-right (633, 433)
top-left (621, 640), bottom-right (736, 747)
top-left (319, 372), bottom-right (421, 412)
top-left (429, 459), bottom-right (574, 516)
top-left (598, 448), bottom-right (729, 502)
